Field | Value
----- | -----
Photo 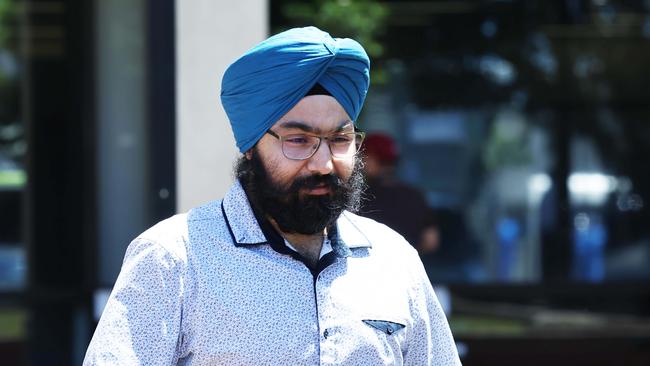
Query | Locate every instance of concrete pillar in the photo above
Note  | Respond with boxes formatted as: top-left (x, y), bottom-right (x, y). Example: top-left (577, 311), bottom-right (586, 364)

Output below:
top-left (96, 0), bottom-right (148, 285)
top-left (176, 0), bottom-right (268, 212)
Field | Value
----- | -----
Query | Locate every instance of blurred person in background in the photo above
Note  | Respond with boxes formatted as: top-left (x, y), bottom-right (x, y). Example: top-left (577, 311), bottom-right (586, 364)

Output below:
top-left (83, 27), bottom-right (460, 365)
top-left (361, 132), bottom-right (441, 255)
top-left (361, 133), bottom-right (482, 282)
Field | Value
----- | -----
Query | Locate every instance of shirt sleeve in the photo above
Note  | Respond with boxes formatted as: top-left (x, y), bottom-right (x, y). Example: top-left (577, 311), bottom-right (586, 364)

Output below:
top-left (83, 238), bottom-right (186, 365)
top-left (404, 260), bottom-right (462, 366)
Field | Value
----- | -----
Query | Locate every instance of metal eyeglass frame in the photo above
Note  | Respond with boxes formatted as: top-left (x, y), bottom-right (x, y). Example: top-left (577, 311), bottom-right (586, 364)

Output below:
top-left (265, 129), bottom-right (366, 161)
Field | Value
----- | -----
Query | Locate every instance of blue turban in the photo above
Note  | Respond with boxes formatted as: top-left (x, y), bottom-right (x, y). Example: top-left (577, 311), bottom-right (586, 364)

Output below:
top-left (221, 26), bottom-right (371, 153)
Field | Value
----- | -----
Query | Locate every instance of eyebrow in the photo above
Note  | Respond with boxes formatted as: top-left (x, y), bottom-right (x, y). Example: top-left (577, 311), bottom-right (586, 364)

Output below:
top-left (278, 120), bottom-right (354, 134)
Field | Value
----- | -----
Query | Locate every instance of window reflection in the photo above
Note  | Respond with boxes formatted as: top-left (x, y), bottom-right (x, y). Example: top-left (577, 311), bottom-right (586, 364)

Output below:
top-left (346, 0), bottom-right (650, 284)
top-left (569, 120), bottom-right (650, 281)
top-left (0, 0), bottom-right (25, 291)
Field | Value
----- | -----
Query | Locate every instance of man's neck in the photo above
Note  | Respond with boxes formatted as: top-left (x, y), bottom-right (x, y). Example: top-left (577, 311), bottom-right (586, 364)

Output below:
top-left (268, 218), bottom-right (325, 268)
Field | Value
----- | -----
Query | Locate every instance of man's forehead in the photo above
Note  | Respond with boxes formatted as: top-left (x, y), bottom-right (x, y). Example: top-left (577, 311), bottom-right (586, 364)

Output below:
top-left (274, 120), bottom-right (353, 133)
top-left (271, 94), bottom-right (353, 132)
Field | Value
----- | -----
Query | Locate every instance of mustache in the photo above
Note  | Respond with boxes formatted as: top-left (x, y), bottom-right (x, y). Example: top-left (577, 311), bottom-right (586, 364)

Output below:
top-left (289, 173), bottom-right (344, 192)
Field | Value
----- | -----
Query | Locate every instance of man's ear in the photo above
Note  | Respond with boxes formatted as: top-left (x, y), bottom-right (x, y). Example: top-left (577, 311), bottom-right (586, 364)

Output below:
top-left (245, 150), bottom-right (253, 160)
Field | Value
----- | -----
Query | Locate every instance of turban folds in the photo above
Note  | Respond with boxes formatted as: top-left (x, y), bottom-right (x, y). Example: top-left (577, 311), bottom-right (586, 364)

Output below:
top-left (221, 26), bottom-right (371, 153)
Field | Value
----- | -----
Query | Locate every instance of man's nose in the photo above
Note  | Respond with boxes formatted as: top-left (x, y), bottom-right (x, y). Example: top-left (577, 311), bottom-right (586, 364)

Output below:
top-left (306, 140), bottom-right (334, 175)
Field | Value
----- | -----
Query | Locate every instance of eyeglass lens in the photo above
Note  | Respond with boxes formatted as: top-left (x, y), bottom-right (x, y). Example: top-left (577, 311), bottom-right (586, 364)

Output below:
top-left (282, 133), bottom-right (363, 160)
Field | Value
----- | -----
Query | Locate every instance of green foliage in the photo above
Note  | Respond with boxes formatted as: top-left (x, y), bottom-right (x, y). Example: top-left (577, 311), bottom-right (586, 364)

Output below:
top-left (281, 0), bottom-right (389, 59)
top-left (483, 111), bottom-right (532, 170)
top-left (0, 0), bottom-right (16, 87)
top-left (0, 0), bottom-right (14, 48)
top-left (0, 308), bottom-right (26, 341)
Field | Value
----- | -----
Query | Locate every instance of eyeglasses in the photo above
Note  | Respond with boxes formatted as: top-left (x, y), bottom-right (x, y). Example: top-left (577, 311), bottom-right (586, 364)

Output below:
top-left (266, 129), bottom-right (366, 160)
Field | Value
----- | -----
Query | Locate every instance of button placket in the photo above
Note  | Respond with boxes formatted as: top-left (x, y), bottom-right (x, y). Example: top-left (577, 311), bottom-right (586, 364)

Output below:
top-left (315, 274), bottom-right (329, 338)
top-left (315, 271), bottom-right (336, 364)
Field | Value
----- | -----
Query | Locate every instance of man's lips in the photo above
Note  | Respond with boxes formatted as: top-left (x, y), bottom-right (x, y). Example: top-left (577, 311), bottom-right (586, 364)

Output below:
top-left (303, 183), bottom-right (331, 195)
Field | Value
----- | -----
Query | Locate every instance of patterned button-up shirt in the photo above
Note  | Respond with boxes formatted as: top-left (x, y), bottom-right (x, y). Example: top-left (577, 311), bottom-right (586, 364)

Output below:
top-left (84, 181), bottom-right (461, 365)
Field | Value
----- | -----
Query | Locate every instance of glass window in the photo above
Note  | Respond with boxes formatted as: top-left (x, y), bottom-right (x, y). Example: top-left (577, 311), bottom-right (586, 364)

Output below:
top-left (273, 0), bottom-right (650, 286)
top-left (0, 0), bottom-right (27, 356)
top-left (569, 112), bottom-right (650, 282)
top-left (0, 0), bottom-right (25, 291)
top-left (347, 0), bottom-right (650, 347)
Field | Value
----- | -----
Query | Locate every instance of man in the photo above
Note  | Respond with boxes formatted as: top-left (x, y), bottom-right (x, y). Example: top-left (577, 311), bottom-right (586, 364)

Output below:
top-left (84, 27), bottom-right (461, 365)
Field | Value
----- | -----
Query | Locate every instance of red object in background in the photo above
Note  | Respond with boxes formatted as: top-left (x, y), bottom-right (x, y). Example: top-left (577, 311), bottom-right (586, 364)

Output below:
top-left (363, 133), bottom-right (399, 164)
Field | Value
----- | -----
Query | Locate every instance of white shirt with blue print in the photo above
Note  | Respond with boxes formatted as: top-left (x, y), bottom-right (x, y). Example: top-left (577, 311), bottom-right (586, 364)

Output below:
top-left (84, 180), bottom-right (461, 365)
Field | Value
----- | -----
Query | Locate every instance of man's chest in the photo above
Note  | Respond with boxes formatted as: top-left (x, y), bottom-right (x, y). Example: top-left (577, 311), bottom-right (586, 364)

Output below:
top-left (180, 246), bottom-right (412, 365)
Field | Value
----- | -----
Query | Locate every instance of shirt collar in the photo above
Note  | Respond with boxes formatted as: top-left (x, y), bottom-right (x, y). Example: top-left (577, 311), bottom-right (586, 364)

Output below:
top-left (221, 180), bottom-right (372, 254)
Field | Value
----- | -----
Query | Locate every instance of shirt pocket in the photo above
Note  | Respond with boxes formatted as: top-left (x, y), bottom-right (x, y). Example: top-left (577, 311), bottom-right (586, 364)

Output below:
top-left (362, 319), bottom-right (406, 336)
top-left (357, 316), bottom-right (408, 364)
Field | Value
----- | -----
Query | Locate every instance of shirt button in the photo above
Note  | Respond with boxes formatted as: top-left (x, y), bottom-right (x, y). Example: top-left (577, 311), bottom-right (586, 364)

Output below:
top-left (387, 327), bottom-right (394, 335)
top-left (323, 329), bottom-right (330, 339)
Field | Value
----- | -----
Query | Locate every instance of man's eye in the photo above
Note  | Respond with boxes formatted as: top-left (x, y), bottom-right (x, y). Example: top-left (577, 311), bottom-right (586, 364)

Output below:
top-left (284, 135), bottom-right (310, 144)
top-left (331, 134), bottom-right (353, 144)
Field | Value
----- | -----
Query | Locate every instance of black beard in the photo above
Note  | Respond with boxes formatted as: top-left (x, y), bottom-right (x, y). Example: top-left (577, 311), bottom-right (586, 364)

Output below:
top-left (235, 149), bottom-right (366, 235)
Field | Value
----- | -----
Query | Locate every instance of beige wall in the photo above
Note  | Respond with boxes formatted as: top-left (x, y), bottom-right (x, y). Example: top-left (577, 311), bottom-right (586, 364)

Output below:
top-left (176, 0), bottom-right (268, 212)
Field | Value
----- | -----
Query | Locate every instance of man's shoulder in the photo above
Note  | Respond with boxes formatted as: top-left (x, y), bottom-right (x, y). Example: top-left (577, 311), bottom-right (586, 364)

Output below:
top-left (142, 199), bottom-right (225, 237)
top-left (341, 211), bottom-right (427, 285)
top-left (341, 210), bottom-right (395, 231)
top-left (133, 213), bottom-right (190, 260)
top-left (186, 199), bottom-right (225, 223)
top-left (134, 200), bottom-right (225, 258)
top-left (139, 213), bottom-right (189, 241)
top-left (341, 211), bottom-right (417, 254)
